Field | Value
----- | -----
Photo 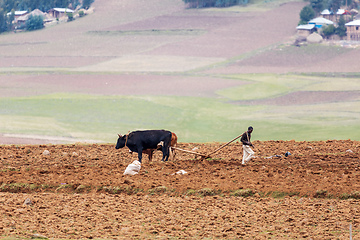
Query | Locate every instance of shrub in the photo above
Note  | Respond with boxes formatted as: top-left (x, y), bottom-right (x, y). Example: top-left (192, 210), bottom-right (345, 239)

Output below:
top-left (185, 189), bottom-right (196, 196)
top-left (314, 190), bottom-right (332, 198)
top-left (67, 12), bottom-right (74, 22)
top-left (197, 188), bottom-right (216, 196)
top-left (231, 189), bottom-right (254, 197)
top-left (183, 0), bottom-right (247, 8)
top-left (322, 24), bottom-right (335, 39)
top-left (26, 15), bottom-right (44, 31)
top-left (148, 186), bottom-right (168, 195)
top-left (340, 191), bottom-right (360, 200)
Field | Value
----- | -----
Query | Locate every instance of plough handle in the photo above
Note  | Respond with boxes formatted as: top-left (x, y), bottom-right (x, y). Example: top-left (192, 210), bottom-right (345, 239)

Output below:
top-left (208, 134), bottom-right (242, 156)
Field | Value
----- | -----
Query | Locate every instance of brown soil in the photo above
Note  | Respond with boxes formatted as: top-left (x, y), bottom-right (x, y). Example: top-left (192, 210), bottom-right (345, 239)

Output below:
top-left (0, 74), bottom-right (245, 98)
top-left (1, 140), bottom-right (360, 239)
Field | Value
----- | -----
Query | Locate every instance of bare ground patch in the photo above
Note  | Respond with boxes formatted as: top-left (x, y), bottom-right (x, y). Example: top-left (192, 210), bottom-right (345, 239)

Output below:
top-left (207, 45), bottom-right (360, 74)
top-left (142, 2), bottom-right (306, 59)
top-left (0, 74), bottom-right (246, 98)
top-left (0, 56), bottom-right (114, 68)
top-left (76, 55), bottom-right (225, 72)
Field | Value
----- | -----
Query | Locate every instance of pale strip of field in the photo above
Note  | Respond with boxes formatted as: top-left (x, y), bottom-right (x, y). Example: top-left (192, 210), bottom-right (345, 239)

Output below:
top-left (1, 88), bottom-right (359, 143)
top-left (75, 55), bottom-right (225, 73)
top-left (2, 134), bottom-right (99, 144)
top-left (200, 0), bottom-right (302, 12)
top-left (217, 74), bottom-right (360, 101)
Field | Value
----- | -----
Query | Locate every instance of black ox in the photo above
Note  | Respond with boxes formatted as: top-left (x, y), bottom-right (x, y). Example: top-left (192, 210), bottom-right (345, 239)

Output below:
top-left (115, 130), bottom-right (172, 163)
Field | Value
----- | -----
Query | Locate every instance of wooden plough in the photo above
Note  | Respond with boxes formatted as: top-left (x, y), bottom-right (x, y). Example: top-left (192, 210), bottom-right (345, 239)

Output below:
top-left (171, 134), bottom-right (243, 159)
top-left (171, 147), bottom-right (209, 158)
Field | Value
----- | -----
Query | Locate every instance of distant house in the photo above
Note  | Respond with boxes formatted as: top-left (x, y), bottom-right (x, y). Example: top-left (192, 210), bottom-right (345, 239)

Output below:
top-left (321, 9), bottom-right (334, 21)
top-left (48, 8), bottom-right (74, 19)
top-left (345, 20), bottom-right (360, 41)
top-left (17, 9), bottom-right (45, 23)
top-left (6, 10), bottom-right (28, 21)
top-left (13, 9), bottom-right (46, 30)
top-left (296, 24), bottom-right (316, 37)
top-left (336, 9), bottom-right (352, 21)
top-left (308, 17), bottom-right (334, 29)
top-left (321, 9), bottom-right (352, 22)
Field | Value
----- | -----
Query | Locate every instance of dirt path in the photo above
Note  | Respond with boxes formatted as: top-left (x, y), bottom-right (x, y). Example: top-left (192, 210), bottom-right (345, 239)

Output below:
top-left (0, 140), bottom-right (359, 239)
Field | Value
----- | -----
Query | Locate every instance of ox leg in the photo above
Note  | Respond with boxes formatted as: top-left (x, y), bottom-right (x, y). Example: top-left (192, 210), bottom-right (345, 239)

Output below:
top-left (137, 149), bottom-right (143, 163)
top-left (170, 147), bottom-right (176, 161)
top-left (162, 145), bottom-right (170, 161)
top-left (148, 150), bottom-right (154, 161)
top-left (169, 147), bottom-right (173, 160)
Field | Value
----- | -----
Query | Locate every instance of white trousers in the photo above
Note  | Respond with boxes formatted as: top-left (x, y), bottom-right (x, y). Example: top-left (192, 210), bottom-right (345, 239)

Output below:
top-left (242, 145), bottom-right (254, 164)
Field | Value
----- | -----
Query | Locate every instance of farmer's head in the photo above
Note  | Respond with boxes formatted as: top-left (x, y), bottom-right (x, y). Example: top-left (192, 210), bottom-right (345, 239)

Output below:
top-left (248, 126), bottom-right (253, 133)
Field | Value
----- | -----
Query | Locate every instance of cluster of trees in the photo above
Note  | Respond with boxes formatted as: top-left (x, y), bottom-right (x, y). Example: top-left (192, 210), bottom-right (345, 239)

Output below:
top-left (182, 0), bottom-right (248, 8)
top-left (0, 0), bottom-right (94, 33)
top-left (322, 15), bottom-right (347, 38)
top-left (299, 0), bottom-right (357, 38)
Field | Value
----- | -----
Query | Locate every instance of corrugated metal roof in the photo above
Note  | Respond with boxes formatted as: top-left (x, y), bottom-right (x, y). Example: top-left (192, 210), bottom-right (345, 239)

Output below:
top-left (296, 24), bottom-right (316, 30)
top-left (7, 10), bottom-right (27, 16)
top-left (337, 9), bottom-right (345, 15)
top-left (345, 20), bottom-right (360, 26)
top-left (309, 17), bottom-right (334, 25)
top-left (51, 8), bottom-right (75, 13)
top-left (321, 9), bottom-right (332, 15)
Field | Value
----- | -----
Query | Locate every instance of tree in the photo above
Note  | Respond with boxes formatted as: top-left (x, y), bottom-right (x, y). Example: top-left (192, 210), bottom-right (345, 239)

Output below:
top-left (0, 9), bottom-right (7, 33)
top-left (25, 14), bottom-right (44, 31)
top-left (7, 9), bottom-right (14, 31)
top-left (322, 24), bottom-right (335, 38)
top-left (299, 5), bottom-right (316, 25)
top-left (335, 15), bottom-right (347, 38)
top-left (82, 0), bottom-right (94, 10)
top-left (310, 0), bottom-right (324, 13)
top-left (328, 0), bottom-right (342, 13)
top-left (183, 0), bottom-right (246, 8)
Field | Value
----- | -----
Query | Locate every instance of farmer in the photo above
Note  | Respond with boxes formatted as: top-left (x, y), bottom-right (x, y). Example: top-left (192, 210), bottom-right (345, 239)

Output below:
top-left (240, 126), bottom-right (255, 165)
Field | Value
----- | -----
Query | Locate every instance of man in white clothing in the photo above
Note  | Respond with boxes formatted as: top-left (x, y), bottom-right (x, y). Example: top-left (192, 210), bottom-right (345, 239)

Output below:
top-left (240, 126), bottom-right (255, 164)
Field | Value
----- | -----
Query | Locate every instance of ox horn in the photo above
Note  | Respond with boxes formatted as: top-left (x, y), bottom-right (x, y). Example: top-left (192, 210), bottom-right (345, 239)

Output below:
top-left (118, 134), bottom-right (122, 138)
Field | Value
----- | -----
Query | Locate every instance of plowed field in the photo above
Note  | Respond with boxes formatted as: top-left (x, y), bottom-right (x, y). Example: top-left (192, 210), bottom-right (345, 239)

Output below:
top-left (1, 140), bottom-right (360, 239)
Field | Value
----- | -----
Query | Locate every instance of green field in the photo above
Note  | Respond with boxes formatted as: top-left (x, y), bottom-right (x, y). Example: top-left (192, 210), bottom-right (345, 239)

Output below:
top-left (1, 73), bottom-right (359, 143)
